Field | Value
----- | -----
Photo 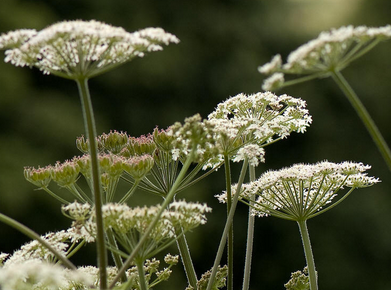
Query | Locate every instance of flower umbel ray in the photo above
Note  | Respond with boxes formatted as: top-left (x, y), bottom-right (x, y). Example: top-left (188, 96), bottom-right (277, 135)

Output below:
top-left (0, 20), bottom-right (179, 79)
top-left (217, 161), bottom-right (380, 221)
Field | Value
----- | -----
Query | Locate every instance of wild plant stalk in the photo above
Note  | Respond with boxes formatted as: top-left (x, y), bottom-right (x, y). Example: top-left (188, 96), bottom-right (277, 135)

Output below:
top-left (109, 148), bottom-right (196, 288)
top-left (224, 155), bottom-right (234, 290)
top-left (76, 78), bottom-right (108, 289)
top-left (242, 164), bottom-right (256, 290)
top-left (259, 25), bottom-right (391, 172)
top-left (175, 227), bottom-right (198, 289)
top-left (297, 220), bottom-right (317, 290)
top-left (0, 212), bottom-right (76, 270)
top-left (330, 70), bottom-right (391, 170)
top-left (206, 158), bottom-right (248, 290)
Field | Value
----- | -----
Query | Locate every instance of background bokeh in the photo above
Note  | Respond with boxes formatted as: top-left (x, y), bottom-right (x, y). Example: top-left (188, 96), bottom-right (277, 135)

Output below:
top-left (1, 0), bottom-right (391, 289)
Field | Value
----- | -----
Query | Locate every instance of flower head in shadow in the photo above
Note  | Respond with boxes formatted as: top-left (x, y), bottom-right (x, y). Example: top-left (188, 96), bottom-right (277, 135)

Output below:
top-left (259, 25), bottom-right (391, 90)
top-left (0, 20), bottom-right (179, 79)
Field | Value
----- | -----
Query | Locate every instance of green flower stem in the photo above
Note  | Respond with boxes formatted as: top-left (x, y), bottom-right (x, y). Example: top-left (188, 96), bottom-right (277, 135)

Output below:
top-left (0, 212), bottom-right (76, 270)
top-left (224, 155), bottom-right (234, 290)
top-left (135, 259), bottom-right (148, 290)
top-left (297, 220), bottom-right (317, 290)
top-left (206, 158), bottom-right (248, 290)
top-left (175, 226), bottom-right (198, 289)
top-left (106, 228), bottom-right (127, 283)
top-left (242, 164), bottom-right (256, 290)
top-left (76, 78), bottom-right (108, 290)
top-left (109, 149), bottom-right (196, 289)
top-left (331, 70), bottom-right (391, 171)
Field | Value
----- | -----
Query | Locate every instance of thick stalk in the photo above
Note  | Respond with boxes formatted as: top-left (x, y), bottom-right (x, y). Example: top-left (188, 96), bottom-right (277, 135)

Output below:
top-left (76, 78), bottom-right (108, 289)
top-left (0, 212), bottom-right (76, 270)
top-left (135, 259), bottom-right (148, 290)
top-left (109, 149), bottom-right (195, 289)
top-left (175, 226), bottom-right (198, 289)
top-left (206, 159), bottom-right (248, 290)
top-left (331, 70), bottom-right (391, 171)
top-left (224, 155), bottom-right (234, 290)
top-left (242, 164), bottom-right (256, 290)
top-left (297, 220), bottom-right (317, 290)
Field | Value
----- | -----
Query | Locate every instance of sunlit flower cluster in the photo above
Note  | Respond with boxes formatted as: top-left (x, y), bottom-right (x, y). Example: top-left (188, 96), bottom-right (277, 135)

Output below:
top-left (207, 92), bottom-right (312, 166)
top-left (259, 25), bottom-right (391, 90)
top-left (217, 161), bottom-right (379, 221)
top-left (0, 20), bottom-right (179, 79)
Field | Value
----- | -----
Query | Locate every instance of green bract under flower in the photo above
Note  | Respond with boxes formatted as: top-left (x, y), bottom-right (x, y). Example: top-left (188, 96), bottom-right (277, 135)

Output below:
top-left (217, 161), bottom-right (379, 221)
top-left (258, 25), bottom-right (391, 90)
top-left (0, 20), bottom-right (179, 79)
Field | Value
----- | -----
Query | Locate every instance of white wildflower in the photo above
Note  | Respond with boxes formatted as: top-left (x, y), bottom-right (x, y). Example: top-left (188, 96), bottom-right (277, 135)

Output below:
top-left (223, 160), bottom-right (379, 221)
top-left (0, 260), bottom-right (92, 290)
top-left (259, 25), bottom-right (391, 89)
top-left (207, 92), bottom-right (311, 166)
top-left (0, 20), bottom-right (179, 79)
top-left (262, 72), bottom-right (284, 91)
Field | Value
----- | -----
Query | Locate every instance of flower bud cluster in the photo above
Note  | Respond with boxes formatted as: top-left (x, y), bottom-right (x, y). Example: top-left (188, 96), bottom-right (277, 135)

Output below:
top-left (166, 114), bottom-right (220, 164)
top-left (217, 160), bottom-right (379, 221)
top-left (0, 20), bottom-right (179, 79)
top-left (258, 25), bottom-right (391, 90)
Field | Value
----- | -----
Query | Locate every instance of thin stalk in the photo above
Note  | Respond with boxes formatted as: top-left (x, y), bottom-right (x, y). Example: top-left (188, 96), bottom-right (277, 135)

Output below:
top-left (224, 155), bottom-right (234, 290)
top-left (297, 220), bottom-right (317, 290)
top-left (109, 149), bottom-right (195, 289)
top-left (242, 164), bottom-right (256, 290)
top-left (76, 78), bottom-right (108, 290)
top-left (206, 158), bottom-right (248, 290)
top-left (135, 259), bottom-right (148, 290)
top-left (175, 226), bottom-right (198, 289)
top-left (106, 228), bottom-right (127, 283)
top-left (331, 70), bottom-right (391, 171)
top-left (0, 212), bottom-right (76, 270)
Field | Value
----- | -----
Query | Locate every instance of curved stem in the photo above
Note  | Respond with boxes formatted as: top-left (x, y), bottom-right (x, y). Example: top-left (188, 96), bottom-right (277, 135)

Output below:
top-left (109, 149), bottom-right (196, 289)
top-left (242, 164), bottom-right (256, 290)
top-left (297, 220), bottom-right (317, 290)
top-left (0, 212), bottom-right (76, 270)
top-left (175, 227), bottom-right (198, 289)
top-left (331, 70), bottom-right (391, 171)
top-left (76, 78), bottom-right (108, 290)
top-left (206, 158), bottom-right (248, 290)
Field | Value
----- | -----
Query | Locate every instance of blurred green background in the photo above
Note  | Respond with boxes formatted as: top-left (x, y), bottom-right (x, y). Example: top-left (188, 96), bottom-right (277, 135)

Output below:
top-left (1, 0), bottom-right (391, 289)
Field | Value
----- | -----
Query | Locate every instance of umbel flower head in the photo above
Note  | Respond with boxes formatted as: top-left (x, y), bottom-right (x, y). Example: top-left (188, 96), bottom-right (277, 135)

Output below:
top-left (258, 25), bottom-right (391, 90)
top-left (0, 20), bottom-right (179, 79)
top-left (217, 161), bottom-right (379, 221)
top-left (207, 92), bottom-right (312, 167)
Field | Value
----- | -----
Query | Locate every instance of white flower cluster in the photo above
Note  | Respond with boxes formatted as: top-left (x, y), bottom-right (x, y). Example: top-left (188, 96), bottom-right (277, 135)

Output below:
top-left (63, 200), bottom-right (211, 259)
top-left (259, 25), bottom-right (391, 90)
top-left (217, 161), bottom-right (379, 221)
top-left (0, 260), bottom-right (93, 290)
top-left (3, 231), bottom-right (74, 267)
top-left (207, 92), bottom-right (312, 167)
top-left (0, 20), bottom-right (179, 79)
